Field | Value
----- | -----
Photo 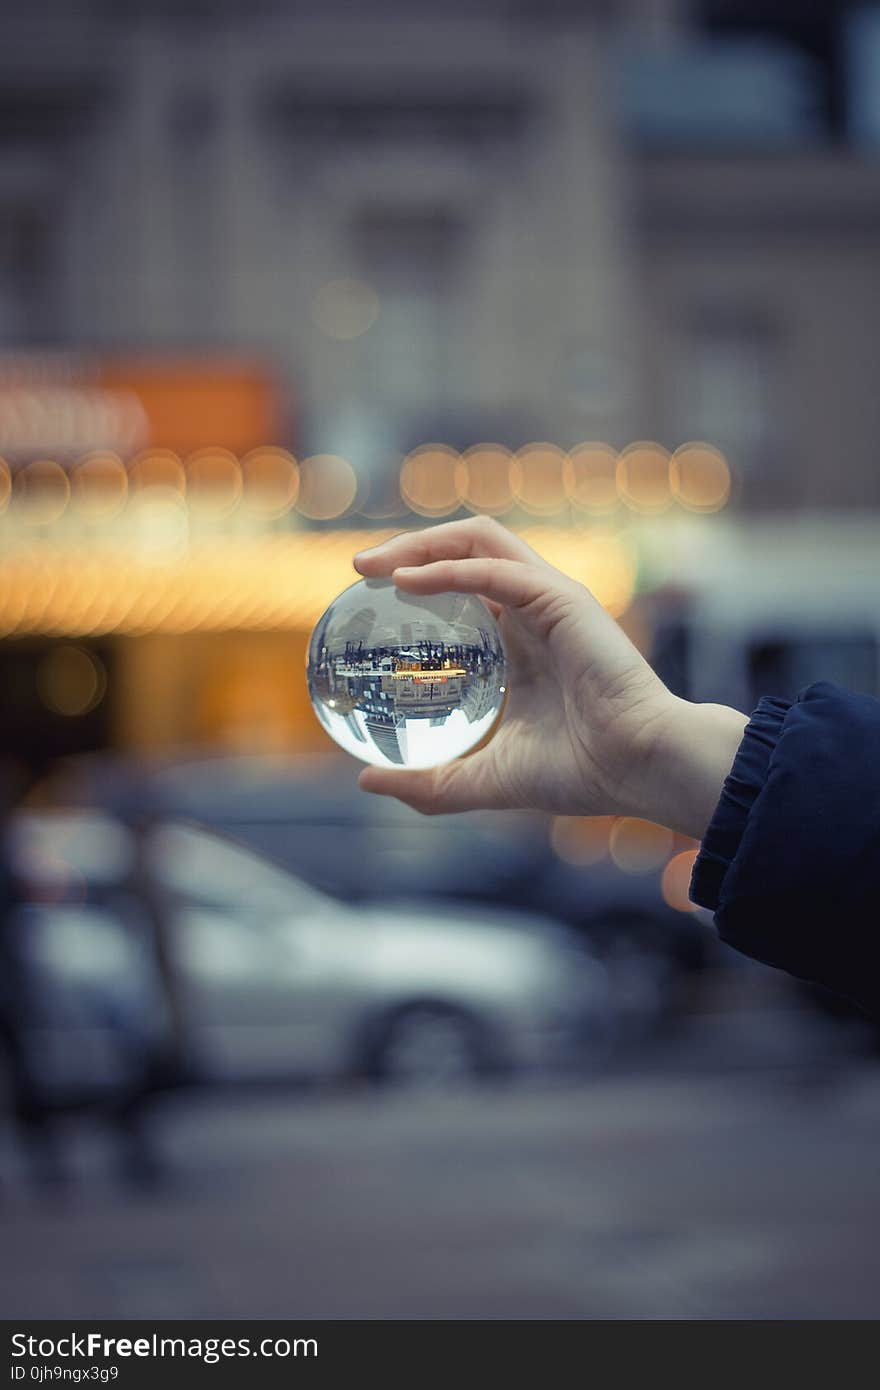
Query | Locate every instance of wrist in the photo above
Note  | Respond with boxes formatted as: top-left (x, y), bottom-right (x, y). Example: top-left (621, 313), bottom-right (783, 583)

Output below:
top-left (629, 695), bottom-right (748, 840)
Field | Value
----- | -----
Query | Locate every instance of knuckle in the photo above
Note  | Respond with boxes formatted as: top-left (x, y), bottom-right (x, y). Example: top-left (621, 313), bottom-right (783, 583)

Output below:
top-left (474, 515), bottom-right (502, 544)
top-left (408, 770), bottom-right (445, 816)
top-left (567, 577), bottom-right (596, 604)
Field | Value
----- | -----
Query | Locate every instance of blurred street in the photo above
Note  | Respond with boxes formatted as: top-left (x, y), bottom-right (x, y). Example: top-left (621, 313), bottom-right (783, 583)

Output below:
top-left (3, 992), bottom-right (880, 1321)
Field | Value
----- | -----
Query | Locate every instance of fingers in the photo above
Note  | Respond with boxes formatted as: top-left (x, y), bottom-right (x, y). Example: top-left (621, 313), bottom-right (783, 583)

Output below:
top-left (389, 556), bottom-right (551, 612)
top-left (358, 752), bottom-right (507, 815)
top-left (353, 516), bottom-right (545, 578)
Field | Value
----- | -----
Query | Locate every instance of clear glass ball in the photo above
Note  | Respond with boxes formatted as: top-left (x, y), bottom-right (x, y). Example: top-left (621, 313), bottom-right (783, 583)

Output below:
top-left (307, 578), bottom-right (507, 769)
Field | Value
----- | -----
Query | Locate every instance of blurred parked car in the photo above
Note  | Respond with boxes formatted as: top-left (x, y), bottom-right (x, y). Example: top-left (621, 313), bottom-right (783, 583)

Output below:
top-left (4, 812), bottom-right (612, 1096)
top-left (137, 754), bottom-right (715, 1028)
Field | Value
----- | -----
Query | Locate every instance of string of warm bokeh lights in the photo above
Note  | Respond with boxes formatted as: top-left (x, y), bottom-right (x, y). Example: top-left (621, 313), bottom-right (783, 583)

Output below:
top-left (0, 440), bottom-right (730, 638)
top-left (0, 440), bottom-right (731, 527)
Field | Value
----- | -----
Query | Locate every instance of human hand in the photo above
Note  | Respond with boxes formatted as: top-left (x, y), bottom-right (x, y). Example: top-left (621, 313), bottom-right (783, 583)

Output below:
top-left (353, 518), bottom-right (746, 838)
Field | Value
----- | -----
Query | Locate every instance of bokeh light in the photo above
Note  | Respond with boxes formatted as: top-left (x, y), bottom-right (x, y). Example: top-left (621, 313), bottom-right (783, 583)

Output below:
top-left (128, 448), bottom-right (186, 496)
top-left (661, 848), bottom-right (700, 912)
top-left (400, 444), bottom-right (462, 518)
top-left (609, 817), bottom-right (674, 873)
top-left (296, 454), bottom-right (358, 521)
top-left (185, 448), bottom-right (243, 519)
top-left (240, 447), bottom-right (300, 520)
top-left (511, 442), bottom-right (569, 516)
top-left (550, 815), bottom-right (615, 866)
top-left (312, 278), bottom-right (380, 340)
top-left (127, 488), bottom-right (190, 562)
top-left (564, 442), bottom-right (619, 514)
top-left (616, 442), bottom-right (672, 514)
top-left (35, 644), bottom-right (107, 717)
top-left (456, 444), bottom-right (514, 516)
top-left (13, 459), bottom-right (70, 525)
top-left (670, 441), bottom-right (731, 513)
top-left (70, 451), bottom-right (128, 521)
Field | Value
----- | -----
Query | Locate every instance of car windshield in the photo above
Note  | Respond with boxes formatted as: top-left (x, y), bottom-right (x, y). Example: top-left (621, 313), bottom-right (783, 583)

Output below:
top-left (149, 822), bottom-right (330, 920)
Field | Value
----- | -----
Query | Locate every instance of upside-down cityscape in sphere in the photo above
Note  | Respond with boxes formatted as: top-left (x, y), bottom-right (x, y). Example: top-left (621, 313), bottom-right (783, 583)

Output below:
top-left (307, 579), bottom-right (507, 769)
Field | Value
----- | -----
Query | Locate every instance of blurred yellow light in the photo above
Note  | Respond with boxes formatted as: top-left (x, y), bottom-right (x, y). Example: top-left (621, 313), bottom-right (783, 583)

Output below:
top-left (0, 525), bottom-right (637, 638)
top-left (61, 567), bottom-right (113, 636)
top-left (70, 451), bottom-right (128, 521)
top-left (0, 456), bottom-right (10, 512)
top-left (526, 526), bottom-right (636, 618)
top-left (565, 442), bottom-right (619, 514)
top-left (127, 488), bottom-right (190, 562)
top-left (129, 449), bottom-right (186, 495)
top-left (550, 815), bottom-right (615, 866)
top-left (36, 644), bottom-right (107, 717)
top-left (400, 444), bottom-right (461, 518)
top-left (185, 448), bottom-right (243, 519)
top-left (296, 454), bottom-right (358, 521)
top-left (241, 447), bottom-right (300, 520)
top-left (670, 442), bottom-right (731, 513)
top-left (14, 459), bottom-right (70, 524)
top-left (511, 443), bottom-right (568, 516)
top-left (661, 849), bottom-right (700, 912)
top-left (608, 817), bottom-right (674, 873)
top-left (616, 442), bottom-right (671, 514)
top-left (312, 279), bottom-right (379, 340)
top-left (456, 444), bottom-right (514, 516)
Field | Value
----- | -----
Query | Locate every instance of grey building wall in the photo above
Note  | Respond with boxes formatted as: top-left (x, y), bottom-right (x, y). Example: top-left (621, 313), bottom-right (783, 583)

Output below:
top-left (1, 2), bottom-right (879, 508)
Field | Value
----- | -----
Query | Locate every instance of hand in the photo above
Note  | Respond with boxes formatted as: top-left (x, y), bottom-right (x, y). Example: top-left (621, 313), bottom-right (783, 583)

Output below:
top-left (353, 518), bottom-right (746, 838)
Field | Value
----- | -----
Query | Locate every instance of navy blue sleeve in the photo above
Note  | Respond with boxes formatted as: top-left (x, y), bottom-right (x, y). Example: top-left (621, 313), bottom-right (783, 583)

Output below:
top-left (690, 682), bottom-right (880, 1017)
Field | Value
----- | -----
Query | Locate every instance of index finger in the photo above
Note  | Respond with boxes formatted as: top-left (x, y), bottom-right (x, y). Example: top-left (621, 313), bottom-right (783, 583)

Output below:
top-left (353, 516), bottom-right (546, 578)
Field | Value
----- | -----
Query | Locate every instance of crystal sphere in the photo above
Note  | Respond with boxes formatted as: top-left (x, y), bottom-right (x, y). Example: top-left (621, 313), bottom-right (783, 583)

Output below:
top-left (307, 578), bottom-right (506, 769)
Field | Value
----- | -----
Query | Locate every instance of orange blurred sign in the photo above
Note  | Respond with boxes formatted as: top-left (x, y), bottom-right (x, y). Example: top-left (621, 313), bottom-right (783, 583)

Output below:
top-left (0, 354), bottom-right (284, 458)
top-left (99, 358), bottom-right (283, 455)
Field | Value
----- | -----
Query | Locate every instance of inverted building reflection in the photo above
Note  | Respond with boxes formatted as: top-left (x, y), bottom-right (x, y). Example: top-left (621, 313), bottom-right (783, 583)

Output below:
top-left (308, 589), bottom-right (506, 768)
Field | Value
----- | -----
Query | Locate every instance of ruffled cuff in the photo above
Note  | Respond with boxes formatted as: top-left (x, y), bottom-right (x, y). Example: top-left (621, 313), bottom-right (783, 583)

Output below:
top-left (689, 696), bottom-right (791, 910)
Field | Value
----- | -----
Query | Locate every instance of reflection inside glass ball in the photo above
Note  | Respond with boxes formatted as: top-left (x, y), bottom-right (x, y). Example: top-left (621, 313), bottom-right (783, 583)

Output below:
top-left (307, 579), bottom-right (506, 769)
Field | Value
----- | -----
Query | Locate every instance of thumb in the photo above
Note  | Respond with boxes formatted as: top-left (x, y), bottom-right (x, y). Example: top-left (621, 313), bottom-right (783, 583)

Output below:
top-left (358, 749), bottom-right (507, 815)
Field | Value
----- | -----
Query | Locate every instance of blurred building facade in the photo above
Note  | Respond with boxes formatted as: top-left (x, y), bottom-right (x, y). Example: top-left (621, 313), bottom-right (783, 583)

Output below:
top-left (2, 1), bottom-right (879, 503)
top-left (1, 0), bottom-right (880, 767)
top-left (0, 1), bottom-right (643, 456)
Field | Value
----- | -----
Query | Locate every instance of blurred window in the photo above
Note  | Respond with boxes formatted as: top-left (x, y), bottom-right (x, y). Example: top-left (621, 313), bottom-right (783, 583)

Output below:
top-left (269, 93), bottom-right (526, 147)
top-left (616, 37), bottom-right (824, 149)
top-left (168, 92), bottom-right (222, 334)
top-left (674, 310), bottom-right (780, 476)
top-left (846, 6), bottom-right (880, 147)
top-left (0, 202), bottom-right (53, 342)
top-left (150, 823), bottom-right (327, 920)
top-left (746, 632), bottom-right (879, 708)
top-left (351, 207), bottom-right (464, 408)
